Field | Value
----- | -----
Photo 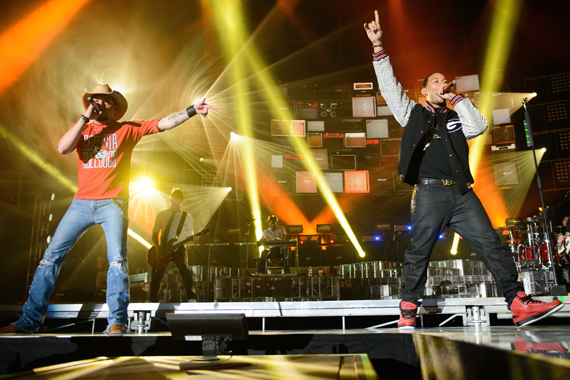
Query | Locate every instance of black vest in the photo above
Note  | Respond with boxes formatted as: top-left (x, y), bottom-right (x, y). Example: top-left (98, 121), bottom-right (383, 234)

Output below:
top-left (398, 103), bottom-right (474, 194)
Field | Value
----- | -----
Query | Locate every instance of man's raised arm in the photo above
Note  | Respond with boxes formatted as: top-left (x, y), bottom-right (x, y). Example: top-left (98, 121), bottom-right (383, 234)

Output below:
top-left (365, 10), bottom-right (415, 128)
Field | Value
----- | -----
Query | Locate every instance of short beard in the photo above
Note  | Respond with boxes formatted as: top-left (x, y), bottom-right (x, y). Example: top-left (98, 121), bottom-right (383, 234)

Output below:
top-left (96, 113), bottom-right (110, 123)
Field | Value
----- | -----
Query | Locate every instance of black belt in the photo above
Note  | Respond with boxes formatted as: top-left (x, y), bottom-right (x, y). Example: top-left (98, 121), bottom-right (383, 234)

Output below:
top-left (417, 178), bottom-right (456, 186)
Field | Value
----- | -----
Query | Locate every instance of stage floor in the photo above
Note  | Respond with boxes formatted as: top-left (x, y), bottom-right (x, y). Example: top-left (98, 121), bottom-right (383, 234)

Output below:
top-left (2, 325), bottom-right (570, 379)
top-left (2, 298), bottom-right (570, 378)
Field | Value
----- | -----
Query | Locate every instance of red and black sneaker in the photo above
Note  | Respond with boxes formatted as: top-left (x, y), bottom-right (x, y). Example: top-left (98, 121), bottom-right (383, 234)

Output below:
top-left (398, 301), bottom-right (418, 330)
top-left (511, 291), bottom-right (564, 328)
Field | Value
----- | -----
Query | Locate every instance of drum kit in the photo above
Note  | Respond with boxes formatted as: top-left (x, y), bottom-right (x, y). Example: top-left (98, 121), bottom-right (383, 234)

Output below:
top-left (499, 217), bottom-right (569, 271)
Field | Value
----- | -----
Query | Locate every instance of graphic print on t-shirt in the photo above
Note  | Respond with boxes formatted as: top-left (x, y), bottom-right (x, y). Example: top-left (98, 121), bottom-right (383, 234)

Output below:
top-left (81, 133), bottom-right (118, 168)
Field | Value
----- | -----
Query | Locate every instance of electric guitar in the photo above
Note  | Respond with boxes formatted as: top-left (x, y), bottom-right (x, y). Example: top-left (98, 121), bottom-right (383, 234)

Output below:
top-left (556, 234), bottom-right (570, 260)
top-left (148, 227), bottom-right (210, 269)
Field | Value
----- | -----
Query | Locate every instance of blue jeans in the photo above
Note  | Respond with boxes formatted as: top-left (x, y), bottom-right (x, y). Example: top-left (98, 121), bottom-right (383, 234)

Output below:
top-left (14, 198), bottom-right (129, 332)
top-left (401, 183), bottom-right (523, 305)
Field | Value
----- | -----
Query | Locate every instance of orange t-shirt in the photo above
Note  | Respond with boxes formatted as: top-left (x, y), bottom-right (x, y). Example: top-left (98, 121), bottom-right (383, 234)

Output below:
top-left (74, 119), bottom-right (161, 199)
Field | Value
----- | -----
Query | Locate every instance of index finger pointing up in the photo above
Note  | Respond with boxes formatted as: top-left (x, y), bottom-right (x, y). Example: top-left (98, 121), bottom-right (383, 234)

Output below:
top-left (375, 10), bottom-right (379, 25)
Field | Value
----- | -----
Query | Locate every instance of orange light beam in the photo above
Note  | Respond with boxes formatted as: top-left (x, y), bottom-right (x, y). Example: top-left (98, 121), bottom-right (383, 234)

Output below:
top-left (0, 0), bottom-right (90, 94)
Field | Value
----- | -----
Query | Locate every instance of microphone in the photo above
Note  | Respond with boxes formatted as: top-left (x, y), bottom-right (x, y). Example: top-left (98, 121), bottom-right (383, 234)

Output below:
top-left (245, 218), bottom-right (256, 226)
top-left (86, 97), bottom-right (102, 113)
top-left (442, 80), bottom-right (456, 93)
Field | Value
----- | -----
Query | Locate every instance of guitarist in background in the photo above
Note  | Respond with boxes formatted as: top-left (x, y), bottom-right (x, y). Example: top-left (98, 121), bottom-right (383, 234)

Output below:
top-left (149, 188), bottom-right (198, 302)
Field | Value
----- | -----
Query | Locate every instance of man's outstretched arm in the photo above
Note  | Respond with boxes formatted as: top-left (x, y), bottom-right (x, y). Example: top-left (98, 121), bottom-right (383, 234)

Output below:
top-left (157, 97), bottom-right (217, 131)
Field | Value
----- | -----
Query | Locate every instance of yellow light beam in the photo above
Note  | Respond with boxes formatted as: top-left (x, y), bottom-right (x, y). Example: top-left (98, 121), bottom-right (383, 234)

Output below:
top-left (0, 123), bottom-right (77, 192)
top-left (212, 0), bottom-right (263, 238)
top-left (451, 0), bottom-right (523, 250)
top-left (210, 0), bottom-right (366, 257)
top-left (470, 0), bottom-right (523, 174)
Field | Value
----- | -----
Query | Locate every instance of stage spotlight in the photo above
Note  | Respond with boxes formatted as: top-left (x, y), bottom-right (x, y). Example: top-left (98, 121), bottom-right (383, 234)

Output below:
top-left (135, 177), bottom-right (154, 193)
top-left (542, 148), bottom-right (546, 152)
top-left (200, 157), bottom-right (204, 162)
top-left (226, 187), bottom-right (232, 192)
top-left (374, 236), bottom-right (380, 241)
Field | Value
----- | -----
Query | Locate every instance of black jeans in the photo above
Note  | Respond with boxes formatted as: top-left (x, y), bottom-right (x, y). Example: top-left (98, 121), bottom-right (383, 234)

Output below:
top-left (149, 247), bottom-right (195, 302)
top-left (401, 182), bottom-right (523, 305)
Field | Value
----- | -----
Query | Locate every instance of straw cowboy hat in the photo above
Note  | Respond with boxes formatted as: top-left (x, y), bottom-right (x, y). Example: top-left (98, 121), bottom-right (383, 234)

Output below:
top-left (82, 84), bottom-right (128, 121)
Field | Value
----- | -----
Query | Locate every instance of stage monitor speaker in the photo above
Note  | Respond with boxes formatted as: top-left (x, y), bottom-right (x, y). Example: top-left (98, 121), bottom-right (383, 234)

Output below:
top-left (307, 133), bottom-right (323, 148)
top-left (344, 170), bottom-right (370, 193)
top-left (271, 119), bottom-right (291, 136)
top-left (323, 172), bottom-right (343, 193)
top-left (295, 101), bottom-right (318, 119)
top-left (298, 247), bottom-right (323, 267)
top-left (352, 96), bottom-right (377, 118)
top-left (296, 171), bottom-right (317, 193)
top-left (366, 119), bottom-right (389, 139)
top-left (331, 154), bottom-right (356, 170)
top-left (494, 162), bottom-right (519, 186)
top-left (311, 148), bottom-right (329, 169)
top-left (344, 132), bottom-right (366, 148)
top-left (381, 138), bottom-right (401, 157)
top-left (370, 170), bottom-right (394, 192)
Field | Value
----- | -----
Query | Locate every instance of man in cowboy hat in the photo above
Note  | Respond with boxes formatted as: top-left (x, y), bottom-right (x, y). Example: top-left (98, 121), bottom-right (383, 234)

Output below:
top-left (0, 84), bottom-right (216, 335)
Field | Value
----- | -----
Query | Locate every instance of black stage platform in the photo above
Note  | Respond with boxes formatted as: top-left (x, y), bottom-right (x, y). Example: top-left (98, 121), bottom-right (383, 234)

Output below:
top-left (1, 326), bottom-right (570, 379)
top-left (1, 299), bottom-right (570, 379)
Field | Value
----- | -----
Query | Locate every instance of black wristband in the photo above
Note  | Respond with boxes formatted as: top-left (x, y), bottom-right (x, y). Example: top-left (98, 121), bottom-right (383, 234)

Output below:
top-left (186, 105), bottom-right (197, 118)
top-left (80, 115), bottom-right (89, 123)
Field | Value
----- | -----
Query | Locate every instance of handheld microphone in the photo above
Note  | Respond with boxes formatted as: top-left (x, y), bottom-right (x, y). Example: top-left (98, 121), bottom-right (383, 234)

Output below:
top-left (86, 97), bottom-right (102, 113)
top-left (442, 80), bottom-right (456, 93)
